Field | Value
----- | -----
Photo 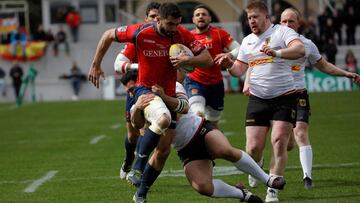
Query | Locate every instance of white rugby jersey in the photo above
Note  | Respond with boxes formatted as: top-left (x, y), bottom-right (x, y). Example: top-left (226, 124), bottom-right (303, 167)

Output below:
top-left (172, 112), bottom-right (203, 151)
top-left (237, 24), bottom-right (300, 99)
top-left (290, 35), bottom-right (322, 90)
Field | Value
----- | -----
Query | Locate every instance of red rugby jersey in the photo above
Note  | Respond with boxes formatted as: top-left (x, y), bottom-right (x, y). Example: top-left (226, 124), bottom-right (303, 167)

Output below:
top-left (121, 43), bottom-right (137, 62)
top-left (189, 26), bottom-right (234, 85)
top-left (115, 22), bottom-right (204, 96)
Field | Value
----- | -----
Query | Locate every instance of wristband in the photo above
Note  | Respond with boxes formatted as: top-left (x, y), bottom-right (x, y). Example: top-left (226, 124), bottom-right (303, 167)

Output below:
top-left (275, 50), bottom-right (282, 58)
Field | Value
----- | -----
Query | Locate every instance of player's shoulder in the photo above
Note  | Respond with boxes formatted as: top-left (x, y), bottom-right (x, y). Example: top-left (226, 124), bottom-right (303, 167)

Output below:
top-left (178, 25), bottom-right (191, 33)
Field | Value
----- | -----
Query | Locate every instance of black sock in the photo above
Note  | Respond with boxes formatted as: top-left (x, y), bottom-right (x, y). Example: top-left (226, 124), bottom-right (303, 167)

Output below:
top-left (133, 129), bottom-right (160, 171)
top-left (123, 135), bottom-right (137, 169)
top-left (137, 164), bottom-right (161, 198)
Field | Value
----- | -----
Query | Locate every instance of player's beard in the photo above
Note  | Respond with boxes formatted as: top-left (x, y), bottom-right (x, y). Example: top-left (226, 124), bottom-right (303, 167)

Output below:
top-left (196, 23), bottom-right (210, 32)
top-left (160, 26), bottom-right (175, 37)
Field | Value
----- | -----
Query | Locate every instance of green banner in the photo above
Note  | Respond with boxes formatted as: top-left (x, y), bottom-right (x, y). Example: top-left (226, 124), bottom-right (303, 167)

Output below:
top-left (305, 71), bottom-right (359, 92)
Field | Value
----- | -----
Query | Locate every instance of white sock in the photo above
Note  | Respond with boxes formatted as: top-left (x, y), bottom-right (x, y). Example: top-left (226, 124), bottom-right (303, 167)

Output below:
top-left (299, 145), bottom-right (313, 179)
top-left (233, 151), bottom-right (269, 184)
top-left (211, 179), bottom-right (243, 199)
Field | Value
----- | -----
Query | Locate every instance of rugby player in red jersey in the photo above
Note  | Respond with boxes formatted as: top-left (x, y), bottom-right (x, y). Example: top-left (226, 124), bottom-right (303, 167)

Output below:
top-left (88, 3), bottom-right (213, 202)
top-left (185, 4), bottom-right (241, 129)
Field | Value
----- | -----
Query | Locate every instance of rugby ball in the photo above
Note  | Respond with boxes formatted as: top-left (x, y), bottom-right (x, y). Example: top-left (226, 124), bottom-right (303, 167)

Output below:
top-left (169, 43), bottom-right (195, 73)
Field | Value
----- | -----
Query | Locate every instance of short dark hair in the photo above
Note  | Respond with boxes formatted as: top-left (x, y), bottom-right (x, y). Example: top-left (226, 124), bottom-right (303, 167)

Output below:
top-left (246, 0), bottom-right (269, 14)
top-left (120, 70), bottom-right (138, 85)
top-left (159, 3), bottom-right (181, 19)
top-left (193, 4), bottom-right (210, 15)
top-left (146, 2), bottom-right (161, 16)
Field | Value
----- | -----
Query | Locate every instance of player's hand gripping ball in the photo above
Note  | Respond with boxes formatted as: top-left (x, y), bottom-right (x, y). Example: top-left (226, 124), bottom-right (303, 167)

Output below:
top-left (169, 43), bottom-right (195, 73)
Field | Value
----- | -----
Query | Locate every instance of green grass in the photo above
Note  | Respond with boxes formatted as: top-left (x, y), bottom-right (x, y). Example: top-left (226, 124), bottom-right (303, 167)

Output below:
top-left (0, 91), bottom-right (360, 202)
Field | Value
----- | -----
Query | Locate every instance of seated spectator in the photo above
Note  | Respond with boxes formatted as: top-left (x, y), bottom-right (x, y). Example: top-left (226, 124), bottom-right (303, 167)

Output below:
top-left (53, 26), bottom-right (69, 56)
top-left (45, 28), bottom-right (55, 42)
top-left (59, 61), bottom-right (86, 100)
top-left (10, 27), bottom-right (27, 59)
top-left (345, 49), bottom-right (358, 73)
top-left (32, 24), bottom-right (47, 41)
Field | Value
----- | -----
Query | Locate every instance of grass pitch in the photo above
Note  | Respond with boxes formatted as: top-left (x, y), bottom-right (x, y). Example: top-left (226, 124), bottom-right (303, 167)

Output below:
top-left (0, 91), bottom-right (360, 202)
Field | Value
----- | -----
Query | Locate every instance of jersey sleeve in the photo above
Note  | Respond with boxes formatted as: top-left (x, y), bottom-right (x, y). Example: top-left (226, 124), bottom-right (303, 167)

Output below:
top-left (121, 43), bottom-right (137, 62)
top-left (307, 40), bottom-right (322, 65)
top-left (219, 28), bottom-right (234, 48)
top-left (179, 26), bottom-right (206, 56)
top-left (281, 26), bottom-right (300, 46)
top-left (114, 24), bottom-right (140, 43)
top-left (237, 38), bottom-right (248, 64)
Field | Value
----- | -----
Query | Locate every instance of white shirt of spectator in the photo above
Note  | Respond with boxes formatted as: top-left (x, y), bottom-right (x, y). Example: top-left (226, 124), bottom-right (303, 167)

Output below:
top-left (237, 24), bottom-right (300, 99)
top-left (290, 35), bottom-right (322, 90)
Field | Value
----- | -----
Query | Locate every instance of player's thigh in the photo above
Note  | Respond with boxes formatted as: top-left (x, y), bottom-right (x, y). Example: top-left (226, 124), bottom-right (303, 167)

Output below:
top-left (245, 95), bottom-right (272, 127)
top-left (296, 91), bottom-right (311, 123)
top-left (205, 129), bottom-right (240, 161)
top-left (205, 82), bottom-right (224, 121)
top-left (246, 126), bottom-right (269, 151)
top-left (184, 159), bottom-right (213, 190)
top-left (184, 77), bottom-right (206, 98)
top-left (126, 122), bottom-right (140, 141)
top-left (271, 120), bottom-right (293, 144)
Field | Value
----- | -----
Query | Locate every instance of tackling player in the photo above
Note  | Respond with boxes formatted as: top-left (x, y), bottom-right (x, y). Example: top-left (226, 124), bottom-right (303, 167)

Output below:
top-left (185, 4), bottom-right (240, 129)
top-left (131, 82), bottom-right (288, 203)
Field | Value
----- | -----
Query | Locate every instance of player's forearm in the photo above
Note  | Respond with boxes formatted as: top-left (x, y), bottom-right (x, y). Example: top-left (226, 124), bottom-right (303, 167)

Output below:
top-left (159, 94), bottom-right (189, 114)
top-left (278, 40), bottom-right (305, 60)
top-left (227, 60), bottom-right (248, 78)
top-left (315, 58), bottom-right (349, 77)
top-left (188, 49), bottom-right (213, 68)
top-left (92, 29), bottom-right (116, 67)
top-left (227, 41), bottom-right (240, 59)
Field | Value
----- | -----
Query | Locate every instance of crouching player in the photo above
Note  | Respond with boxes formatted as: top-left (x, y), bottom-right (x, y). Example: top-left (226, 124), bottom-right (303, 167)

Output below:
top-left (130, 82), bottom-right (286, 203)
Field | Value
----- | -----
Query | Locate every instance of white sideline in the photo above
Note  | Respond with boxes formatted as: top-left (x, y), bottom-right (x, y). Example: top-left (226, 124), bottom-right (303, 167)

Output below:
top-left (24, 170), bottom-right (58, 193)
top-left (111, 124), bottom-right (121, 129)
top-left (1, 162), bottom-right (359, 186)
top-left (89, 135), bottom-right (106, 144)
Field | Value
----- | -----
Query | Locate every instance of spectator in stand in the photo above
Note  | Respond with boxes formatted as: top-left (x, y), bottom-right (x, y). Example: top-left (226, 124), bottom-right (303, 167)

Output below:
top-left (10, 27), bottom-right (27, 59)
top-left (345, 49), bottom-right (358, 73)
top-left (0, 67), bottom-right (6, 96)
top-left (333, 8), bottom-right (344, 45)
top-left (66, 8), bottom-right (82, 43)
top-left (303, 16), bottom-right (319, 47)
top-left (9, 62), bottom-right (23, 98)
top-left (323, 18), bottom-right (335, 45)
top-left (53, 26), bottom-right (69, 56)
top-left (344, 5), bottom-right (356, 45)
top-left (45, 28), bottom-right (55, 42)
top-left (60, 61), bottom-right (86, 100)
top-left (239, 10), bottom-right (252, 37)
top-left (33, 24), bottom-right (47, 41)
top-left (322, 37), bottom-right (337, 64)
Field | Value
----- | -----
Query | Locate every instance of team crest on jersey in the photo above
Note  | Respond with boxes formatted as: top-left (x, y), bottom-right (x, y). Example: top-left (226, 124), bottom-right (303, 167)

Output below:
top-left (265, 37), bottom-right (271, 45)
top-left (299, 99), bottom-right (306, 107)
top-left (117, 26), bottom-right (127, 33)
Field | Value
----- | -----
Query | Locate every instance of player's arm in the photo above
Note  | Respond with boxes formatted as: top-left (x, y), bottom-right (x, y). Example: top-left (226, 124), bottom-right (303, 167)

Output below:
top-left (314, 58), bottom-right (360, 84)
top-left (151, 84), bottom-right (189, 114)
top-left (131, 94), bottom-right (155, 129)
top-left (88, 28), bottom-right (117, 88)
top-left (170, 48), bottom-right (213, 69)
top-left (262, 39), bottom-right (305, 60)
top-left (114, 53), bottom-right (138, 74)
top-left (243, 68), bottom-right (251, 96)
top-left (215, 51), bottom-right (248, 78)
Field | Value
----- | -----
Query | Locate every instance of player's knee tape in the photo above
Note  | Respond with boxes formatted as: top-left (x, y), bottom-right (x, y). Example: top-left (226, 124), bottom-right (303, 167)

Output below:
top-left (144, 96), bottom-right (171, 135)
top-left (205, 106), bottom-right (223, 122)
top-left (189, 96), bottom-right (206, 117)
